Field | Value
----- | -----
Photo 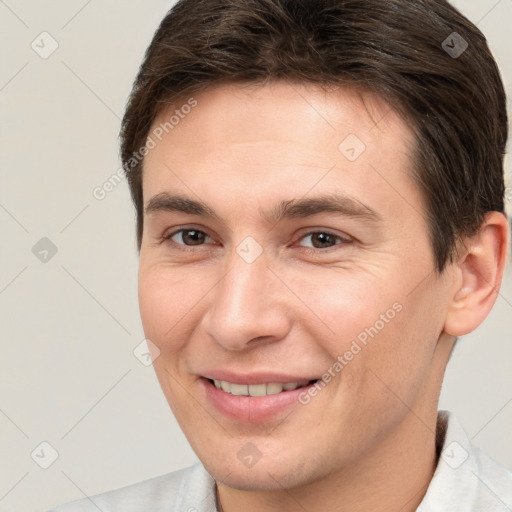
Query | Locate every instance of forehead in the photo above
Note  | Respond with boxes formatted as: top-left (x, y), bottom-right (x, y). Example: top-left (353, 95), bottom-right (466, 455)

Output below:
top-left (142, 81), bottom-right (421, 224)
top-left (149, 81), bottom-right (413, 155)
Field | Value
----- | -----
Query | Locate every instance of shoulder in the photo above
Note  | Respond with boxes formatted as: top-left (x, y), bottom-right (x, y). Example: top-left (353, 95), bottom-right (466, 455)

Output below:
top-left (418, 410), bottom-right (512, 511)
top-left (44, 462), bottom-right (215, 512)
top-left (470, 442), bottom-right (512, 504)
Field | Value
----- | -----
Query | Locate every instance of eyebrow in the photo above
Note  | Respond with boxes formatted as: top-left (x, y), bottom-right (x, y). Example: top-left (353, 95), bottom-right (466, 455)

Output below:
top-left (144, 192), bottom-right (383, 224)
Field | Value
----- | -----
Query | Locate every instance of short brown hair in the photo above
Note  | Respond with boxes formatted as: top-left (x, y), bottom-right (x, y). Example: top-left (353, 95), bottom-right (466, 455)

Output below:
top-left (120, 0), bottom-right (508, 272)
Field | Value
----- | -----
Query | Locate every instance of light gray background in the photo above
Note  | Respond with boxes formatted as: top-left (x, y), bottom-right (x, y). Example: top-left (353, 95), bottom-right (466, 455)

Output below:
top-left (0, 1), bottom-right (511, 511)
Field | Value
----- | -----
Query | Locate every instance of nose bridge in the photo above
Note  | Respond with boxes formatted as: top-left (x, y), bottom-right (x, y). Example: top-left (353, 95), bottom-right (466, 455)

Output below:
top-left (203, 242), bottom-right (291, 350)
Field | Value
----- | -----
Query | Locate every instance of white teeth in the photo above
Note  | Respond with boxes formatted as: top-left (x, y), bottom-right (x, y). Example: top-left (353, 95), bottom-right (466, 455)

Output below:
top-left (230, 384), bottom-right (248, 396)
top-left (212, 379), bottom-right (311, 396)
top-left (248, 384), bottom-right (267, 397)
top-left (266, 382), bottom-right (284, 395)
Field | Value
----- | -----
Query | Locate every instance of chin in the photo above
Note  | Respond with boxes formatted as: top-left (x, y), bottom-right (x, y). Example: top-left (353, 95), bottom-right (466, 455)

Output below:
top-left (202, 454), bottom-right (325, 492)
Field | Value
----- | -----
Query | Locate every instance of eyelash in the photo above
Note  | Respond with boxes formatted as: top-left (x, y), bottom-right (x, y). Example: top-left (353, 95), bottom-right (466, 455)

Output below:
top-left (161, 227), bottom-right (352, 254)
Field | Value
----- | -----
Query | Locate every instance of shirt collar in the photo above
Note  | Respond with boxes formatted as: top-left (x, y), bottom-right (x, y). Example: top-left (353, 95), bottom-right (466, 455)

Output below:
top-left (418, 409), bottom-right (511, 511)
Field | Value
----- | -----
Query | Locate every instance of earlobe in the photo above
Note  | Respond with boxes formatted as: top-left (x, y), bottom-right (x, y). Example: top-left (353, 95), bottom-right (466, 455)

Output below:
top-left (444, 212), bottom-right (510, 337)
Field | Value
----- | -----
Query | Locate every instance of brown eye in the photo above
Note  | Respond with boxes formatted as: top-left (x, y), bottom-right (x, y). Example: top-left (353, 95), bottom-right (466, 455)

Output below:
top-left (298, 231), bottom-right (351, 250)
top-left (166, 229), bottom-right (212, 246)
top-left (306, 232), bottom-right (337, 249)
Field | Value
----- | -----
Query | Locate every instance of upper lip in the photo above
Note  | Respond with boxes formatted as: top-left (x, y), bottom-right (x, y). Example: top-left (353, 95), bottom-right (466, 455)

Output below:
top-left (201, 371), bottom-right (319, 385)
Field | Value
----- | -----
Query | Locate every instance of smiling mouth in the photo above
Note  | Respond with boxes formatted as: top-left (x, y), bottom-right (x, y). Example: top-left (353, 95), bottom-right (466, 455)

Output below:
top-left (206, 378), bottom-right (318, 397)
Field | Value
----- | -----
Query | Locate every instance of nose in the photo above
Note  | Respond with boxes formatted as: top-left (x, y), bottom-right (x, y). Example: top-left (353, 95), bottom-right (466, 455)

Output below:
top-left (201, 247), bottom-right (292, 351)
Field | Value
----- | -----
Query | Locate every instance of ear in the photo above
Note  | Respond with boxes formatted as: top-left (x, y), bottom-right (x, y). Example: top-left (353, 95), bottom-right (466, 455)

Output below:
top-left (444, 211), bottom-right (510, 337)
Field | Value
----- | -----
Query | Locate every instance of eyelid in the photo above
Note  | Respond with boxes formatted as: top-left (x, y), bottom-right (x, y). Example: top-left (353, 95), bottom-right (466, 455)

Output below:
top-left (162, 226), bottom-right (215, 245)
top-left (162, 226), bottom-right (353, 253)
top-left (293, 229), bottom-right (353, 252)
top-left (294, 227), bottom-right (352, 242)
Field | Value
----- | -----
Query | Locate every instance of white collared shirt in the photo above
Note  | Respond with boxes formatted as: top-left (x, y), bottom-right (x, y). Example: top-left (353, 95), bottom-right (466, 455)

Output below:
top-left (47, 410), bottom-right (512, 511)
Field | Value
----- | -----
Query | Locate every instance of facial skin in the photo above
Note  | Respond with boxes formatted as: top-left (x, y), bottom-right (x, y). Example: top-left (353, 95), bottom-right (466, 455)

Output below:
top-left (138, 81), bottom-right (509, 512)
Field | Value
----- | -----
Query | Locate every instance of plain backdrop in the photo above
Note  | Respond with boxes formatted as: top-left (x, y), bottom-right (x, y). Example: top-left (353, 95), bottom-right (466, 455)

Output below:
top-left (0, 1), bottom-right (511, 511)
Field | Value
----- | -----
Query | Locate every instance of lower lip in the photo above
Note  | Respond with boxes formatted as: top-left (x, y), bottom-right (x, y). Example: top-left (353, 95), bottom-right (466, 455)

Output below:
top-left (200, 378), bottom-right (317, 423)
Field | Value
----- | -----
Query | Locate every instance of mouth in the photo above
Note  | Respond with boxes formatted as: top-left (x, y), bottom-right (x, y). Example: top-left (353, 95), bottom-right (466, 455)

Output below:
top-left (199, 374), bottom-right (323, 422)
top-left (206, 378), bottom-right (318, 396)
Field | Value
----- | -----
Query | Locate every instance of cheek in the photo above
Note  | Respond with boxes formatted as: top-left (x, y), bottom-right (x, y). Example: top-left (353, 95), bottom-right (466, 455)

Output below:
top-left (137, 262), bottom-right (204, 354)
top-left (288, 266), bottom-right (397, 354)
top-left (314, 266), bottom-right (443, 408)
top-left (351, 289), bottom-right (445, 414)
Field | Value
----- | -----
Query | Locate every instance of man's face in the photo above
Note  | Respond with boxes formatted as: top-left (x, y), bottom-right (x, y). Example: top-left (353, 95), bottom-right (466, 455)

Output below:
top-left (138, 82), bottom-right (455, 490)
